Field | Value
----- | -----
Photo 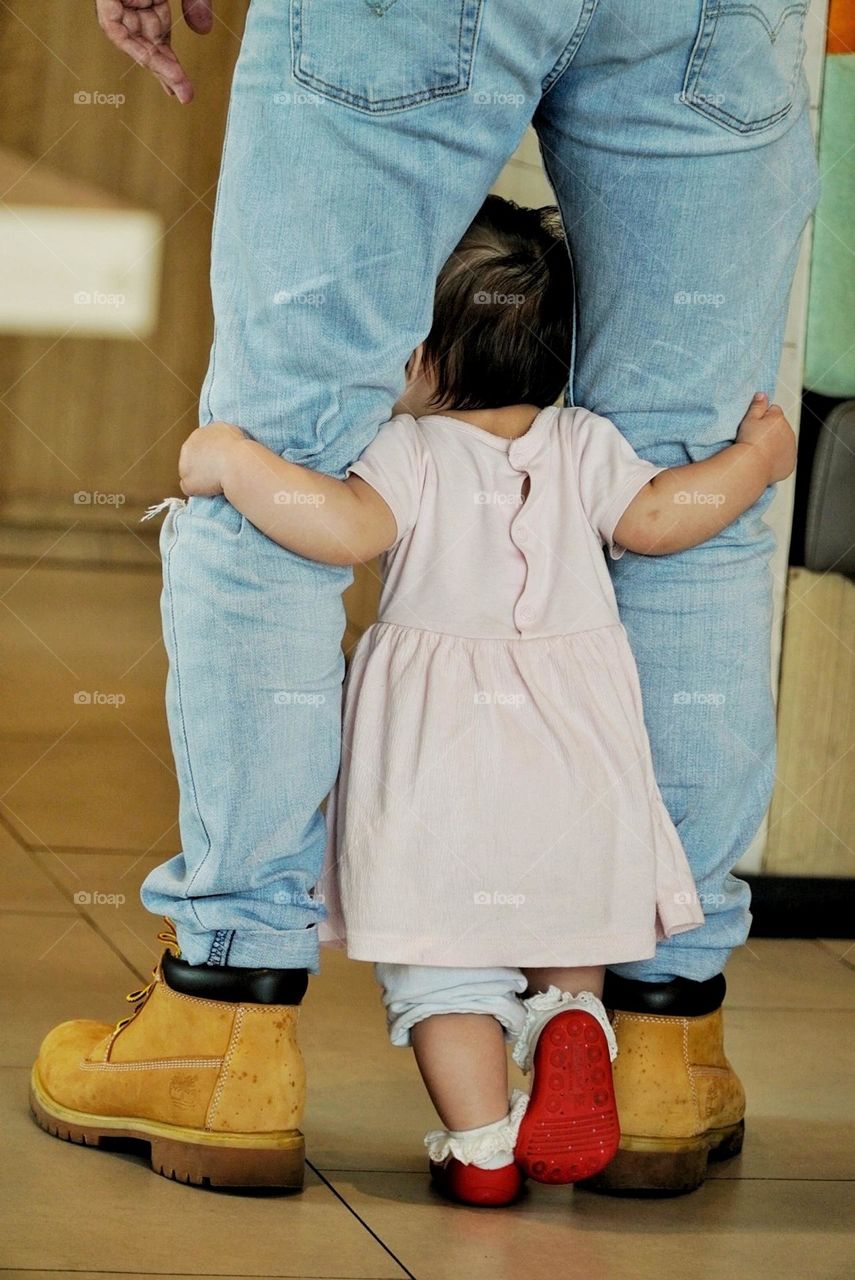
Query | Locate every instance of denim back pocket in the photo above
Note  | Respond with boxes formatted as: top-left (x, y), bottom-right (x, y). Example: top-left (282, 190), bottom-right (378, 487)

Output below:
top-left (681, 1), bottom-right (808, 133)
top-left (290, 0), bottom-right (483, 114)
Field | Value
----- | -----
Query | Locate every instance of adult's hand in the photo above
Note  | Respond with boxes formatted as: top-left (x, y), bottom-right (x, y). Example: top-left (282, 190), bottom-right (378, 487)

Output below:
top-left (94, 0), bottom-right (214, 105)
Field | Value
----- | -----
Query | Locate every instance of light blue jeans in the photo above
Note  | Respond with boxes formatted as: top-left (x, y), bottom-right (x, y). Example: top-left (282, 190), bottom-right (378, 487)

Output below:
top-left (142, 0), bottom-right (818, 978)
top-left (376, 962), bottom-right (530, 1047)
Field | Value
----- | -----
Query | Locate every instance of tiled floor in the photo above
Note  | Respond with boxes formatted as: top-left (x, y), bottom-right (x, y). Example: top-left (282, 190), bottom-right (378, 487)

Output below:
top-left (1, 558), bottom-right (854, 1279)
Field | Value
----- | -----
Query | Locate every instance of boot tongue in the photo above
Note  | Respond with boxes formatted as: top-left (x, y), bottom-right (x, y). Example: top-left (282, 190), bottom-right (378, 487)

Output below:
top-left (161, 949), bottom-right (309, 1005)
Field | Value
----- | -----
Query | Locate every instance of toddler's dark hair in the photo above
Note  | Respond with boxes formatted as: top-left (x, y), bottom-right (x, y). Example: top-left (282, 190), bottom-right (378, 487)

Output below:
top-left (423, 195), bottom-right (573, 411)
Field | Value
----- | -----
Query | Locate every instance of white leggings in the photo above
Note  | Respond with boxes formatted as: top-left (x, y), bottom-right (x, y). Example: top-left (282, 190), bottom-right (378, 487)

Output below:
top-left (375, 962), bottom-right (530, 1047)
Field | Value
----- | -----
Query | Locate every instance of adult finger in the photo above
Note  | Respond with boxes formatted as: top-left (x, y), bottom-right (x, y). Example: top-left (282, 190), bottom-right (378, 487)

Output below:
top-left (182, 0), bottom-right (213, 34)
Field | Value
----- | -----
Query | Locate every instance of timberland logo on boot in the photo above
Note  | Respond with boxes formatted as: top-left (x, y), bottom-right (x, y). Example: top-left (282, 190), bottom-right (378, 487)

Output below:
top-left (169, 1074), bottom-right (200, 1111)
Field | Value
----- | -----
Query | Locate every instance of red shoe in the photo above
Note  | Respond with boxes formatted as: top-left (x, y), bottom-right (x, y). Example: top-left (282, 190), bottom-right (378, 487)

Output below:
top-left (429, 1156), bottom-right (523, 1207)
top-left (514, 1006), bottom-right (620, 1183)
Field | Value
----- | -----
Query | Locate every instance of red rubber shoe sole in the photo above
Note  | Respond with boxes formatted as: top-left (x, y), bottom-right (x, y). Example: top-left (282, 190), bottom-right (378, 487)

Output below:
top-left (429, 1157), bottom-right (523, 1207)
top-left (514, 1008), bottom-right (620, 1184)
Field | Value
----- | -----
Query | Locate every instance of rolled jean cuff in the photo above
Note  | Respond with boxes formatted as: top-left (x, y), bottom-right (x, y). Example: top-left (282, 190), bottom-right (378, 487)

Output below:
top-left (375, 962), bottom-right (529, 1047)
top-left (174, 922), bottom-right (321, 973)
top-left (385, 996), bottom-right (526, 1048)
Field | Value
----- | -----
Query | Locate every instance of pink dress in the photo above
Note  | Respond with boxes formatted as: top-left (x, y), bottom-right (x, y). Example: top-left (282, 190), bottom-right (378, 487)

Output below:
top-left (318, 405), bottom-right (705, 967)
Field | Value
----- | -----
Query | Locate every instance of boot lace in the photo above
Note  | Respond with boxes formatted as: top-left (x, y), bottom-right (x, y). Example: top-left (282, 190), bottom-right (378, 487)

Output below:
top-left (113, 918), bottom-right (181, 1035)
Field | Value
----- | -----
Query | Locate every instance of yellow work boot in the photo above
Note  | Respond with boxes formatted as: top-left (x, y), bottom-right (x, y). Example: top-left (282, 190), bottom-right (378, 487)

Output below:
top-left (30, 922), bottom-right (307, 1189)
top-left (578, 972), bottom-right (745, 1196)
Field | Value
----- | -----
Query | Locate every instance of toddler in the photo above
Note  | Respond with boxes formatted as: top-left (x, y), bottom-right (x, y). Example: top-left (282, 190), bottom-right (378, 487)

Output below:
top-left (175, 196), bottom-right (795, 1206)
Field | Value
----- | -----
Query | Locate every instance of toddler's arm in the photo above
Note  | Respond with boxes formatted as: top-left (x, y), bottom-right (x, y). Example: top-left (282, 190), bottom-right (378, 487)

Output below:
top-left (613, 393), bottom-right (796, 555)
top-left (178, 422), bottom-right (397, 565)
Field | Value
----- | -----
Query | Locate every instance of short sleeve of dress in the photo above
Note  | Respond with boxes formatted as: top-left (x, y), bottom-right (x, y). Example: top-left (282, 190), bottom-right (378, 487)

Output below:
top-left (569, 409), bottom-right (667, 560)
top-left (346, 415), bottom-right (427, 545)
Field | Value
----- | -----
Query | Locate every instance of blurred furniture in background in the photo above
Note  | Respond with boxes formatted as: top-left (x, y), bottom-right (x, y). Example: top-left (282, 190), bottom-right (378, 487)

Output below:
top-left (768, 565), bottom-right (855, 876)
top-left (804, 0), bottom-right (855, 398)
top-left (762, 0), bottom-right (855, 881)
top-left (0, 144), bottom-right (163, 544)
top-left (0, 1), bottom-right (237, 565)
top-left (0, 145), bottom-right (161, 338)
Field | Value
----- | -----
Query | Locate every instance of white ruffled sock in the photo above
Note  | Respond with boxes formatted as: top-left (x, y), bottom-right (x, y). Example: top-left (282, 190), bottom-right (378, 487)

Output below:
top-left (511, 985), bottom-right (618, 1074)
top-left (424, 1088), bottom-right (529, 1170)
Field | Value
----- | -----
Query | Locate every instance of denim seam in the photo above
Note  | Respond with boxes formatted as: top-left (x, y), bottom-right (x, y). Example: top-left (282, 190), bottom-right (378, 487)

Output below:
top-left (540, 0), bottom-right (598, 98)
top-left (202, 40), bottom-right (242, 425)
top-left (162, 509), bottom-right (217, 921)
top-left (681, 0), bottom-right (806, 134)
top-left (682, 95), bottom-right (793, 136)
top-left (161, 509), bottom-right (215, 928)
top-left (208, 930), bottom-right (233, 967)
top-left (205, 1007), bottom-right (244, 1129)
top-left (290, 0), bottom-right (483, 116)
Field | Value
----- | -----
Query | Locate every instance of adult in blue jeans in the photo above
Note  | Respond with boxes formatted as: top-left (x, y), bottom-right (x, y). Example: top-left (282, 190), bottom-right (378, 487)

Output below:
top-left (32, 0), bottom-right (817, 1195)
